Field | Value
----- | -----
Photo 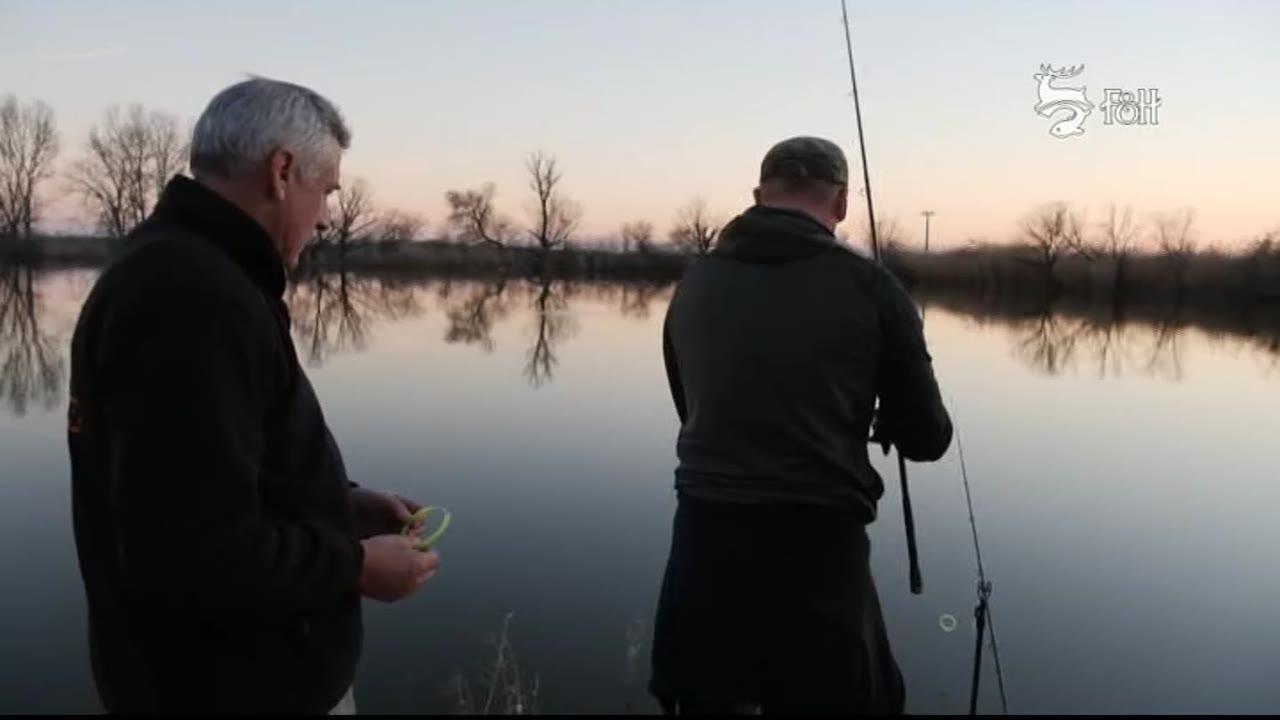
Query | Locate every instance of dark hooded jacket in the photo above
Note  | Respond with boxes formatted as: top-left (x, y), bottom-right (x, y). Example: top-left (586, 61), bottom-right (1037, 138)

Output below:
top-left (652, 205), bottom-right (953, 710)
top-left (663, 204), bottom-right (952, 520)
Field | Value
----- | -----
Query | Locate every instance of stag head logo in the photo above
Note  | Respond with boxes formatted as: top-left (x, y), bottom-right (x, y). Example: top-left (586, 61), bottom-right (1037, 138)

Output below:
top-left (1033, 64), bottom-right (1094, 139)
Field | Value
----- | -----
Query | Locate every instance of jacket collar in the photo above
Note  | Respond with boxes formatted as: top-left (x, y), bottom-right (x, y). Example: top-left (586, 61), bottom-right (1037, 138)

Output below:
top-left (713, 205), bottom-right (848, 264)
top-left (148, 175), bottom-right (288, 299)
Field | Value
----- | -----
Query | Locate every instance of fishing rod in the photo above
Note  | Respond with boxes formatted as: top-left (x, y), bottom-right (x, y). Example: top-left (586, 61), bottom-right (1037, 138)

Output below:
top-left (840, 0), bottom-right (921, 596)
top-left (956, 424), bottom-right (1008, 715)
top-left (839, 3), bottom-right (1008, 713)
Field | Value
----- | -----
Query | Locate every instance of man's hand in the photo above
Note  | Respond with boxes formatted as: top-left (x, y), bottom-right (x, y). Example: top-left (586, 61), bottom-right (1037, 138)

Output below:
top-left (358, 535), bottom-right (440, 603)
top-left (350, 487), bottom-right (422, 539)
top-left (868, 409), bottom-right (893, 456)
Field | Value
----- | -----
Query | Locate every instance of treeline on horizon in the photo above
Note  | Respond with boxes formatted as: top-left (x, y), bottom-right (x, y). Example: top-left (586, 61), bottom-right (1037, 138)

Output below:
top-left (0, 94), bottom-right (724, 263)
top-left (2, 94), bottom-right (1279, 299)
top-left (883, 204), bottom-right (1280, 303)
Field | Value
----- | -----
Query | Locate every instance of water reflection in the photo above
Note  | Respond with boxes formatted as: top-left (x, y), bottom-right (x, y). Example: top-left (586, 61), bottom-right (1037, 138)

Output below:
top-left (286, 268), bottom-right (422, 366)
top-left (0, 264), bottom-right (64, 415)
top-left (915, 289), bottom-right (1280, 380)
top-left (286, 272), bottom-right (664, 388)
top-left (9, 267), bottom-right (1280, 714)
top-left (1007, 311), bottom-right (1185, 380)
top-left (524, 277), bottom-right (575, 387)
top-left (442, 278), bottom-right (510, 352)
top-left (5, 268), bottom-right (1280, 422)
top-left (617, 282), bottom-right (670, 320)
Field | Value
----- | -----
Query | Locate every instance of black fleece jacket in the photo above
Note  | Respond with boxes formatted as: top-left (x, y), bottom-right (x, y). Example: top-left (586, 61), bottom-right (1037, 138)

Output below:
top-left (68, 176), bottom-right (362, 714)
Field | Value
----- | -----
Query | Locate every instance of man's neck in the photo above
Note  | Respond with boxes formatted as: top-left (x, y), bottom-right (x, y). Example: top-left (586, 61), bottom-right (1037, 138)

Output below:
top-left (194, 174), bottom-right (283, 255)
top-left (757, 201), bottom-right (837, 233)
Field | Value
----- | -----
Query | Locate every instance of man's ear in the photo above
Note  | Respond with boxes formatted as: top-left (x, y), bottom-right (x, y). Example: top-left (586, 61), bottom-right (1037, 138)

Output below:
top-left (835, 185), bottom-right (849, 223)
top-left (267, 148), bottom-right (294, 201)
top-left (752, 186), bottom-right (762, 205)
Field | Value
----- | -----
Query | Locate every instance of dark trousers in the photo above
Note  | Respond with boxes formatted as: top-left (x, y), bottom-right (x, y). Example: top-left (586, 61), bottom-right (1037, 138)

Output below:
top-left (650, 497), bottom-right (905, 715)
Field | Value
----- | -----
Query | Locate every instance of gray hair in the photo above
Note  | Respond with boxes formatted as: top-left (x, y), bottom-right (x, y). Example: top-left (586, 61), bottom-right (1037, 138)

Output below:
top-left (189, 77), bottom-right (350, 181)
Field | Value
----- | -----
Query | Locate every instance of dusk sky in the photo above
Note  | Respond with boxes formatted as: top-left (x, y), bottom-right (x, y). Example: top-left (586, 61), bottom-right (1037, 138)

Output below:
top-left (2, 0), bottom-right (1277, 248)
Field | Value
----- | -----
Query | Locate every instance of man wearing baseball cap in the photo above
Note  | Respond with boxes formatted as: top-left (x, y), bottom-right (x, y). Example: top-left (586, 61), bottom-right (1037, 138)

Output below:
top-left (650, 136), bottom-right (953, 714)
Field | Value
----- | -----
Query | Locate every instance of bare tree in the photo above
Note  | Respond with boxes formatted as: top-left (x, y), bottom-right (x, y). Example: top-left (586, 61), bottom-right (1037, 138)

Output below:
top-left (526, 152), bottom-right (581, 251)
top-left (669, 198), bottom-right (719, 256)
top-left (1064, 208), bottom-right (1091, 259)
top-left (1096, 204), bottom-right (1141, 292)
top-left (1152, 208), bottom-right (1197, 299)
top-left (70, 104), bottom-right (188, 238)
top-left (0, 95), bottom-right (60, 240)
top-left (372, 209), bottom-right (426, 244)
top-left (145, 112), bottom-right (187, 210)
top-left (856, 217), bottom-right (905, 256)
top-left (1098, 204), bottom-right (1140, 257)
top-left (1245, 231), bottom-right (1280, 296)
top-left (446, 184), bottom-right (510, 247)
top-left (1020, 202), bottom-right (1084, 291)
top-left (620, 220), bottom-right (653, 254)
top-left (316, 179), bottom-right (376, 253)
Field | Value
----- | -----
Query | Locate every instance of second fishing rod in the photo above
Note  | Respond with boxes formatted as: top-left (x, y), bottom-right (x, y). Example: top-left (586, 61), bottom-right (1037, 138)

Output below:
top-left (840, 0), bottom-right (922, 595)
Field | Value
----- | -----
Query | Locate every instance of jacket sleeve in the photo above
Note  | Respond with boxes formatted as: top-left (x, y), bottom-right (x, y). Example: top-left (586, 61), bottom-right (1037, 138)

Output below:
top-left (101, 294), bottom-right (363, 616)
top-left (663, 313), bottom-right (688, 425)
top-left (875, 271), bottom-right (953, 461)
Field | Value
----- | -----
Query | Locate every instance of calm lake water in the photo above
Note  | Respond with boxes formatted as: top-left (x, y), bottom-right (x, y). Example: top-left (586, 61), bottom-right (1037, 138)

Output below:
top-left (2, 266), bottom-right (1278, 714)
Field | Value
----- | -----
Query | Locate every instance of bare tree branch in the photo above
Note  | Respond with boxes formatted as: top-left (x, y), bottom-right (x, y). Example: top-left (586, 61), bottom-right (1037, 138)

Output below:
top-left (446, 183), bottom-right (510, 247)
top-left (1098, 204), bottom-right (1141, 258)
top-left (315, 178), bottom-right (376, 253)
top-left (1153, 208), bottom-right (1197, 297)
top-left (669, 197), bottom-right (719, 256)
top-left (69, 104), bottom-right (188, 238)
top-left (1020, 202), bottom-right (1085, 289)
top-left (856, 217), bottom-right (904, 255)
top-left (0, 95), bottom-right (60, 240)
top-left (372, 209), bottom-right (427, 244)
top-left (620, 220), bottom-right (654, 254)
top-left (1063, 208), bottom-right (1092, 260)
top-left (526, 151), bottom-right (581, 251)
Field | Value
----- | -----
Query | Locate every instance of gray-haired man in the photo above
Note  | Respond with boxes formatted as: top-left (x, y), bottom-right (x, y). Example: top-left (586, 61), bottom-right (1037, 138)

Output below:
top-left (67, 78), bottom-right (438, 713)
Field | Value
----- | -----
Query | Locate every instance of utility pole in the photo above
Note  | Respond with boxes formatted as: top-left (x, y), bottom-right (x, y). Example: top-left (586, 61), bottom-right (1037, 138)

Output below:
top-left (921, 210), bottom-right (935, 253)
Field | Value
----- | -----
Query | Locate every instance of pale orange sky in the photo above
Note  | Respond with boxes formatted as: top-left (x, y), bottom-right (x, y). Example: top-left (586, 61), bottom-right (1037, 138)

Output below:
top-left (3, 0), bottom-right (1277, 249)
